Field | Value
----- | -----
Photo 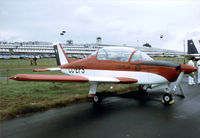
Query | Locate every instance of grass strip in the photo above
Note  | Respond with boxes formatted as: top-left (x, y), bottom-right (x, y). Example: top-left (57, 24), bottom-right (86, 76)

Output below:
top-left (0, 94), bottom-right (88, 120)
top-left (0, 79), bottom-right (138, 120)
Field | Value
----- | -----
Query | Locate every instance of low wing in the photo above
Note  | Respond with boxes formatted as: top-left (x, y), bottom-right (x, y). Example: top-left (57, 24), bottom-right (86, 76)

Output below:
top-left (10, 74), bottom-right (138, 83)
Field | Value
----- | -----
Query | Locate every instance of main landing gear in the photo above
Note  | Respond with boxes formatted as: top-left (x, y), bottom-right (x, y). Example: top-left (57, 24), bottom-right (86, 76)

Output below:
top-left (92, 93), bottom-right (103, 105)
top-left (88, 82), bottom-right (103, 105)
top-left (138, 85), bottom-right (148, 92)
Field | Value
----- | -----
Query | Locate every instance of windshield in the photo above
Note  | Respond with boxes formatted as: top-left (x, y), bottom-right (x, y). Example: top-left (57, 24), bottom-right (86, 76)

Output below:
top-left (131, 50), bottom-right (153, 62)
top-left (97, 47), bottom-right (133, 61)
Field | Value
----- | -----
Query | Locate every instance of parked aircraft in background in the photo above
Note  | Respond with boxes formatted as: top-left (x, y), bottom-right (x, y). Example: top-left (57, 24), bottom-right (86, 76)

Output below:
top-left (187, 39), bottom-right (200, 58)
top-left (10, 43), bottom-right (197, 105)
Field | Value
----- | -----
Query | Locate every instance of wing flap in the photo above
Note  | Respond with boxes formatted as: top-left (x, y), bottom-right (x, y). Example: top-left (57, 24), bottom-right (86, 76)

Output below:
top-left (115, 77), bottom-right (138, 83)
top-left (86, 76), bottom-right (137, 83)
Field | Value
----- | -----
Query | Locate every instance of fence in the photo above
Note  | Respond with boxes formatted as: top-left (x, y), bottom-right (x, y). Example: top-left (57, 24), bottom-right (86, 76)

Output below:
top-left (0, 68), bottom-right (36, 84)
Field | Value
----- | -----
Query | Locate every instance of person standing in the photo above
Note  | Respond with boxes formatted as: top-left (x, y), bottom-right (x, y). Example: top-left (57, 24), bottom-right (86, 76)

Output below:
top-left (197, 58), bottom-right (200, 84)
top-left (33, 56), bottom-right (37, 65)
top-left (188, 57), bottom-right (195, 85)
top-left (29, 57), bottom-right (33, 65)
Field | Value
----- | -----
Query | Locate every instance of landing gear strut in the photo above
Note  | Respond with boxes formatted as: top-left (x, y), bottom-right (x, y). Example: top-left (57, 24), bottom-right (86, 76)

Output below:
top-left (88, 82), bottom-right (103, 105)
top-left (138, 84), bottom-right (151, 93)
top-left (139, 85), bottom-right (147, 92)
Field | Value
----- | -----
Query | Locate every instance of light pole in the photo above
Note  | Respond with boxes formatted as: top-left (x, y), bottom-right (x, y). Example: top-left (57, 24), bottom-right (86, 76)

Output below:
top-left (183, 39), bottom-right (186, 64)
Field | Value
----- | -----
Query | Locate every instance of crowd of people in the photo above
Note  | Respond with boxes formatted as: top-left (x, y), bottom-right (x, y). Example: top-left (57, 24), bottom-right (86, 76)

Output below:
top-left (188, 57), bottom-right (200, 85)
top-left (29, 56), bottom-right (38, 66)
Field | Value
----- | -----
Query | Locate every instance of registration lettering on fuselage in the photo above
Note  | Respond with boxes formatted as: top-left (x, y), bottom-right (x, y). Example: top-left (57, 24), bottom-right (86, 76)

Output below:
top-left (68, 66), bottom-right (85, 74)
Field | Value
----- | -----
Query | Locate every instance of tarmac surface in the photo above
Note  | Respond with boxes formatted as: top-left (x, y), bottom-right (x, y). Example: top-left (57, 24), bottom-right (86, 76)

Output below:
top-left (1, 77), bottom-right (200, 138)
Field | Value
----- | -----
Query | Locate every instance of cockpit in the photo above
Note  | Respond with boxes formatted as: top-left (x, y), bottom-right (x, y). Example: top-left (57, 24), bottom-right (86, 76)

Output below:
top-left (130, 50), bottom-right (153, 62)
top-left (97, 47), bottom-right (153, 62)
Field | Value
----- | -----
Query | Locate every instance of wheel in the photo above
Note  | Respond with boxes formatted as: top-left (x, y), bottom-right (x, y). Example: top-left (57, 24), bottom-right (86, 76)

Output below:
top-left (93, 93), bottom-right (102, 105)
top-left (139, 85), bottom-right (147, 92)
top-left (162, 93), bottom-right (173, 104)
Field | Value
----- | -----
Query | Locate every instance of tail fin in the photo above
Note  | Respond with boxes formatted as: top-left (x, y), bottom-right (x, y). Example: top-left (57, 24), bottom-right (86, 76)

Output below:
top-left (187, 39), bottom-right (200, 54)
top-left (53, 43), bottom-right (71, 66)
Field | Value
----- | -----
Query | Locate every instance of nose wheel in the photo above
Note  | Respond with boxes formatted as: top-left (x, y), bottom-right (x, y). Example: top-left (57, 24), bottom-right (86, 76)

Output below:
top-left (162, 93), bottom-right (174, 105)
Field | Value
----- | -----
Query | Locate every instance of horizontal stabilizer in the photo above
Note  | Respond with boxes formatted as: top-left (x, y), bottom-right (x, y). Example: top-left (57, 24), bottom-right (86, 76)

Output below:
top-left (10, 74), bottom-right (138, 83)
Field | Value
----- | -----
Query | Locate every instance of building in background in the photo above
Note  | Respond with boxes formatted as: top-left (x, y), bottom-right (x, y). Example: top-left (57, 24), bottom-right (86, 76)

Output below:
top-left (0, 39), bottom-right (184, 59)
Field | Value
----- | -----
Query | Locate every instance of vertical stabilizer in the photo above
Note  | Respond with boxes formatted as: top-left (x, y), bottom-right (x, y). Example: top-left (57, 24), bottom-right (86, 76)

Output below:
top-left (187, 40), bottom-right (200, 54)
top-left (53, 43), bottom-right (71, 66)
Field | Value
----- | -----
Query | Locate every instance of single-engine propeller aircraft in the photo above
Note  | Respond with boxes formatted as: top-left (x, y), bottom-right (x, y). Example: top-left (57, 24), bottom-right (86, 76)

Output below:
top-left (10, 43), bottom-right (197, 105)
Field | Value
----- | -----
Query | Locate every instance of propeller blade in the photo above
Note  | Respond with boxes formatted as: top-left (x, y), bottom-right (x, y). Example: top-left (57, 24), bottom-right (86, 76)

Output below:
top-left (171, 72), bottom-right (184, 92)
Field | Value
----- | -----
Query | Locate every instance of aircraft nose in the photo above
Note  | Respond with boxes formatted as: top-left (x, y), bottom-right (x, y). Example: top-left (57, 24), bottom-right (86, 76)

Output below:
top-left (180, 64), bottom-right (197, 74)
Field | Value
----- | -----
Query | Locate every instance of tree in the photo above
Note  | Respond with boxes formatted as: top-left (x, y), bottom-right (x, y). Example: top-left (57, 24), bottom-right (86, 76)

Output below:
top-left (67, 40), bottom-right (73, 45)
top-left (143, 43), bottom-right (151, 48)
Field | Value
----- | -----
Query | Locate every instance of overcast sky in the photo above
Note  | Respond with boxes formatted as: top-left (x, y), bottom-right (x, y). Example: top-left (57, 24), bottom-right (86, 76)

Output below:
top-left (0, 0), bottom-right (200, 51)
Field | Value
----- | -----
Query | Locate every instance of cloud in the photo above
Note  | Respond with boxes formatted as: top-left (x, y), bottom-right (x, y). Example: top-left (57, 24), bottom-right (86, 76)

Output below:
top-left (0, 30), bottom-right (27, 42)
top-left (0, 0), bottom-right (200, 51)
top-left (74, 6), bottom-right (93, 15)
top-left (186, 28), bottom-right (200, 40)
top-left (0, 8), bottom-right (8, 17)
top-left (73, 6), bottom-right (95, 25)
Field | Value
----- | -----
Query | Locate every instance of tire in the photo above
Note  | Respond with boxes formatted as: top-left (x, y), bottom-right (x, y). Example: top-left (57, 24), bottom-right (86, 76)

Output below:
top-left (163, 93), bottom-right (173, 104)
top-left (93, 93), bottom-right (102, 105)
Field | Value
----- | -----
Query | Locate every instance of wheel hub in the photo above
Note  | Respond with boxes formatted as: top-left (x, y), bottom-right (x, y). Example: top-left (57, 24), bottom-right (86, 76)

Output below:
top-left (94, 96), bottom-right (98, 102)
top-left (164, 96), bottom-right (170, 101)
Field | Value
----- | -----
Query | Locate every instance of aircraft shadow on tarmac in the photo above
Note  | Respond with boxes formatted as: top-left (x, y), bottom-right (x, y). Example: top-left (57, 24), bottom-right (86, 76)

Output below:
top-left (71, 90), bottom-right (176, 128)
top-left (117, 90), bottom-right (162, 101)
top-left (100, 90), bottom-right (165, 106)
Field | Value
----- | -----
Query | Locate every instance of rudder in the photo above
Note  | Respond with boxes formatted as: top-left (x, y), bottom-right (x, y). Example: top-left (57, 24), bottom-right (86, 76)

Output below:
top-left (53, 43), bottom-right (71, 66)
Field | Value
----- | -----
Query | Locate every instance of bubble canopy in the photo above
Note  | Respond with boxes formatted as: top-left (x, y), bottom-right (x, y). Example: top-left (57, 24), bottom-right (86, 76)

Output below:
top-left (97, 47), bottom-right (153, 62)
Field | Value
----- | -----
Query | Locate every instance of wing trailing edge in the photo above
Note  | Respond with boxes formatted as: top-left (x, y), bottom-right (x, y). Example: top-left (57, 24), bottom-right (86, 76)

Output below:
top-left (10, 74), bottom-right (138, 83)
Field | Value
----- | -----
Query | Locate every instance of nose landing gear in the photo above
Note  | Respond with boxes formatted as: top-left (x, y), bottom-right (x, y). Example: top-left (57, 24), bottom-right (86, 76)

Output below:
top-left (162, 93), bottom-right (174, 105)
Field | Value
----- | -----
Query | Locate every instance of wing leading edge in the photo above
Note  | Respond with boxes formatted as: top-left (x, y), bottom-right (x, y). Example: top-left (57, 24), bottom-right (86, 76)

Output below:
top-left (10, 74), bottom-right (138, 83)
